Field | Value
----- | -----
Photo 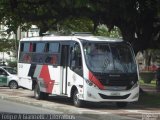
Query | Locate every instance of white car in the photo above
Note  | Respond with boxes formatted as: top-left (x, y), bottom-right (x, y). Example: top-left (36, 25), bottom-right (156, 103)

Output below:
top-left (0, 66), bottom-right (19, 89)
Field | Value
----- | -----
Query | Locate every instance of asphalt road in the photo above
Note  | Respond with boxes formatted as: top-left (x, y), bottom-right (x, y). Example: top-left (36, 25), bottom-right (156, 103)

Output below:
top-left (0, 99), bottom-right (62, 114)
top-left (0, 99), bottom-right (96, 120)
top-left (0, 87), bottom-right (160, 120)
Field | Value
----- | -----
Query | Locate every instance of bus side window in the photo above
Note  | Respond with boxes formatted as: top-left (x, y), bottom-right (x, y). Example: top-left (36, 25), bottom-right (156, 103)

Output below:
top-left (71, 43), bottom-right (83, 76)
top-left (44, 43), bottom-right (49, 52)
top-left (20, 43), bottom-right (24, 52)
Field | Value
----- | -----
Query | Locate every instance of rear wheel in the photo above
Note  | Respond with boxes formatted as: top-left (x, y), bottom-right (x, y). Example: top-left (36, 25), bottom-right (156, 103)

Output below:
top-left (73, 90), bottom-right (83, 107)
top-left (116, 102), bottom-right (127, 108)
top-left (34, 84), bottom-right (49, 100)
top-left (43, 92), bottom-right (49, 100)
top-left (34, 84), bottom-right (43, 100)
top-left (9, 81), bottom-right (18, 89)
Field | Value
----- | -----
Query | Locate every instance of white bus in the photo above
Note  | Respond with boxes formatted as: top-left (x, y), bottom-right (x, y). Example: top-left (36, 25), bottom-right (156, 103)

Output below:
top-left (18, 35), bottom-right (139, 107)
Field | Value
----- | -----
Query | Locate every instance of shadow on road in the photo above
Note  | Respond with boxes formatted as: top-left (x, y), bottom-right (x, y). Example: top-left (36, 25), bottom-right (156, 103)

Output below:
top-left (1, 87), bottom-right (160, 110)
top-left (29, 93), bottom-right (160, 110)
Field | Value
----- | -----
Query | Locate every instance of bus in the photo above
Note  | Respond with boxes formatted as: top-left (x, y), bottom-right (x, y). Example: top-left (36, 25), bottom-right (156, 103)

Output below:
top-left (18, 35), bottom-right (139, 107)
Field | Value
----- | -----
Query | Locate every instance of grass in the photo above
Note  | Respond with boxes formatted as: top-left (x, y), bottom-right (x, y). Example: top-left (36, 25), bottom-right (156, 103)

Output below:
top-left (138, 79), bottom-right (160, 107)
top-left (138, 92), bottom-right (160, 107)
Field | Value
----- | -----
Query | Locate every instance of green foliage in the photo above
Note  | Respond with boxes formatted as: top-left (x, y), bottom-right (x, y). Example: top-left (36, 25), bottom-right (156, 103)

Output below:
top-left (143, 49), bottom-right (160, 67)
top-left (95, 24), bottom-right (121, 38)
top-left (140, 79), bottom-right (156, 87)
top-left (0, 0), bottom-right (160, 52)
top-left (0, 29), bottom-right (17, 52)
top-left (0, 38), bottom-right (14, 52)
top-left (7, 60), bottom-right (17, 68)
top-left (140, 72), bottom-right (155, 83)
top-left (139, 92), bottom-right (160, 107)
top-left (58, 18), bottom-right (94, 34)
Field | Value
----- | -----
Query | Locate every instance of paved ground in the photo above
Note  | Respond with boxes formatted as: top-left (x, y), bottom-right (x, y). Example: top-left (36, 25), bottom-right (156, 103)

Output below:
top-left (140, 84), bottom-right (158, 93)
top-left (0, 86), bottom-right (160, 120)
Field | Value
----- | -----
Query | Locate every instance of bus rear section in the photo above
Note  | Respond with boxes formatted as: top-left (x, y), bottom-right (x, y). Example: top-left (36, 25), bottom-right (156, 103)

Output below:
top-left (17, 37), bottom-right (85, 105)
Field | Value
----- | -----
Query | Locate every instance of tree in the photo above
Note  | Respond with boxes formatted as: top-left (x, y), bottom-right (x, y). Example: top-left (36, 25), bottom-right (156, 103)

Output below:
top-left (55, 18), bottom-right (94, 35)
top-left (95, 24), bottom-right (121, 38)
top-left (86, 0), bottom-right (160, 53)
top-left (0, 0), bottom-right (160, 52)
top-left (0, 30), bottom-right (16, 52)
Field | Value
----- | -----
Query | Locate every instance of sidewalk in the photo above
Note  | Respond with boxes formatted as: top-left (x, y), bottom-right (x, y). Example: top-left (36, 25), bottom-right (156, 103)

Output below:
top-left (140, 84), bottom-right (159, 93)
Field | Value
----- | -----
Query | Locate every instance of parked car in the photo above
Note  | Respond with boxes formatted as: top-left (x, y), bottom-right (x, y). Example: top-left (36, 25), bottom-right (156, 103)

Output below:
top-left (0, 66), bottom-right (19, 89)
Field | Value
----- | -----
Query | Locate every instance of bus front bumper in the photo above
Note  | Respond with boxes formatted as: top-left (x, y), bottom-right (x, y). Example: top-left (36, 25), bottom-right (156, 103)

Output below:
top-left (82, 85), bottom-right (139, 102)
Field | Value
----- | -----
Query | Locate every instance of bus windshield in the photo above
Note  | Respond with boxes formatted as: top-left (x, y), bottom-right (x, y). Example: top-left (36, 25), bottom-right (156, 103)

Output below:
top-left (83, 42), bottom-right (137, 73)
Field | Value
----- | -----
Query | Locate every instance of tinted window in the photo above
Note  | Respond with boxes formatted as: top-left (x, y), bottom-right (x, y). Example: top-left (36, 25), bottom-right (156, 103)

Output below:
top-left (83, 42), bottom-right (137, 73)
top-left (20, 43), bottom-right (24, 52)
top-left (23, 43), bottom-right (30, 52)
top-left (36, 43), bottom-right (45, 53)
top-left (3, 67), bottom-right (17, 74)
top-left (49, 43), bottom-right (59, 53)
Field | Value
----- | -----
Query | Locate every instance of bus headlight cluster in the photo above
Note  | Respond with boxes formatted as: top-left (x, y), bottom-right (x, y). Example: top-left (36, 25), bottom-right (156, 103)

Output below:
top-left (85, 79), bottom-right (93, 86)
top-left (85, 79), bottom-right (98, 88)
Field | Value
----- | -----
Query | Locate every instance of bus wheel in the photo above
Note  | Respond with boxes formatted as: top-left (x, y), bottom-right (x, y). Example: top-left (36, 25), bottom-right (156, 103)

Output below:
top-left (116, 102), bottom-right (127, 108)
top-left (9, 81), bottom-right (18, 89)
top-left (43, 93), bottom-right (49, 100)
top-left (73, 90), bottom-right (83, 107)
top-left (34, 84), bottom-right (43, 100)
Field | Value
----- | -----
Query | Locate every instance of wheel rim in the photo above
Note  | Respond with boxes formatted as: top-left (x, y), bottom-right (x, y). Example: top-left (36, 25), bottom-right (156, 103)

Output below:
top-left (35, 90), bottom-right (38, 98)
top-left (74, 92), bottom-right (79, 105)
top-left (10, 82), bottom-right (17, 89)
top-left (34, 85), bottom-right (39, 98)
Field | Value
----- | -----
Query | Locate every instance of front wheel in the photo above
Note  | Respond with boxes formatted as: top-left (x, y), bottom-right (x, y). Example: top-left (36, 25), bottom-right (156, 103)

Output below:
top-left (9, 81), bottom-right (18, 89)
top-left (73, 90), bottom-right (83, 107)
top-left (116, 102), bottom-right (128, 108)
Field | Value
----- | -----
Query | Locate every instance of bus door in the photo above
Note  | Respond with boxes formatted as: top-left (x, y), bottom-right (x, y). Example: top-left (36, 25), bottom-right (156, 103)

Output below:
top-left (61, 45), bottom-right (69, 94)
top-left (67, 42), bottom-right (84, 97)
top-left (18, 63), bottom-right (33, 90)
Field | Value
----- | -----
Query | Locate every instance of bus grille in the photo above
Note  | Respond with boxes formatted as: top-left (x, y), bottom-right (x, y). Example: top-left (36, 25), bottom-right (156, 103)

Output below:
top-left (99, 93), bottom-right (131, 99)
top-left (93, 73), bottom-right (133, 90)
top-left (102, 78), bottom-right (130, 86)
top-left (95, 74), bottom-right (129, 86)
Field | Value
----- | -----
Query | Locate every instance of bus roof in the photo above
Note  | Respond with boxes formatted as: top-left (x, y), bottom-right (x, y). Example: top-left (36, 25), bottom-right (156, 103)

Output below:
top-left (76, 36), bottom-right (123, 42)
top-left (20, 36), bottom-right (123, 42)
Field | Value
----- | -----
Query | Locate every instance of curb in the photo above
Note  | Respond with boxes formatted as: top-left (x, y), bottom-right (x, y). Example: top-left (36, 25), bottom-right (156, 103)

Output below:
top-left (0, 93), bottom-right (138, 120)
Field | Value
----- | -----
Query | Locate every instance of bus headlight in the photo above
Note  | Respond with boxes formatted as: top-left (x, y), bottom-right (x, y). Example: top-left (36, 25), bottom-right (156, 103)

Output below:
top-left (85, 79), bottom-right (93, 86)
top-left (85, 79), bottom-right (99, 89)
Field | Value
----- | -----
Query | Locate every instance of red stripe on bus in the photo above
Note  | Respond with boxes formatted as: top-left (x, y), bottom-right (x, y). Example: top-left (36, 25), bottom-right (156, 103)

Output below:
top-left (89, 71), bottom-right (105, 90)
top-left (39, 65), bottom-right (54, 93)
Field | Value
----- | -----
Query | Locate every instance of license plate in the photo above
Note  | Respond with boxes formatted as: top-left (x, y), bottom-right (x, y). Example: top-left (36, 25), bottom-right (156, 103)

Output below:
top-left (110, 92), bottom-right (120, 96)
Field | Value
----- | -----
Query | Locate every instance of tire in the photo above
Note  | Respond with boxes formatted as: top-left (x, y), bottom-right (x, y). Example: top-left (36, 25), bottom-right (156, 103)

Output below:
top-left (9, 81), bottom-right (18, 89)
top-left (73, 90), bottom-right (83, 107)
top-left (43, 92), bottom-right (49, 100)
top-left (116, 102), bottom-right (127, 108)
top-left (34, 84), bottom-right (44, 100)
